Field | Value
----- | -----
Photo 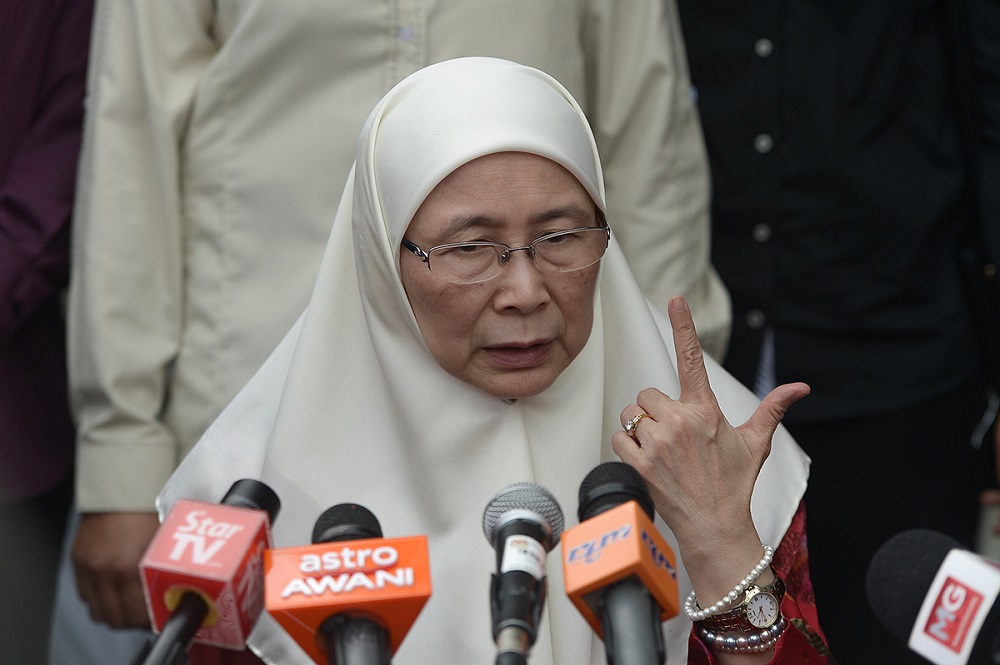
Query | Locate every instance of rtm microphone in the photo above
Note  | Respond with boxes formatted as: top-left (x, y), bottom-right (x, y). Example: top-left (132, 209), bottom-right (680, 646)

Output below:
top-left (562, 462), bottom-right (679, 665)
top-left (867, 529), bottom-right (1000, 665)
top-left (265, 503), bottom-right (432, 664)
top-left (482, 482), bottom-right (566, 665)
top-left (138, 479), bottom-right (281, 664)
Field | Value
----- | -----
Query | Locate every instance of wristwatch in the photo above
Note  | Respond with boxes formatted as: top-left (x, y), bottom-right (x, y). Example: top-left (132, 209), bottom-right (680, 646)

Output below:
top-left (698, 569), bottom-right (786, 633)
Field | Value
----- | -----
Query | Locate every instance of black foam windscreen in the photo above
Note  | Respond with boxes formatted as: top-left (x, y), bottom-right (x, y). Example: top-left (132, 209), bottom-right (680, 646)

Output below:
top-left (577, 461), bottom-right (654, 522)
top-left (866, 529), bottom-right (962, 641)
top-left (221, 479), bottom-right (281, 523)
top-left (312, 503), bottom-right (384, 544)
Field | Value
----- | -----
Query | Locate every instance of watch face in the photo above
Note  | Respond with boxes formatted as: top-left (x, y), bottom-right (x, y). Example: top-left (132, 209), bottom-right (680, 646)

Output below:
top-left (745, 590), bottom-right (780, 628)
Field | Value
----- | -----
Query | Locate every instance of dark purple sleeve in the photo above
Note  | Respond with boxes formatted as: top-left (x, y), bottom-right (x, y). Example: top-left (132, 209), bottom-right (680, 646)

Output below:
top-left (0, 0), bottom-right (94, 342)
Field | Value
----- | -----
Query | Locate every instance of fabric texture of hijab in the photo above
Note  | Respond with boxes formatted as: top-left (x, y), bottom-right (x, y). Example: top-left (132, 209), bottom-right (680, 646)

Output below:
top-left (159, 57), bottom-right (810, 665)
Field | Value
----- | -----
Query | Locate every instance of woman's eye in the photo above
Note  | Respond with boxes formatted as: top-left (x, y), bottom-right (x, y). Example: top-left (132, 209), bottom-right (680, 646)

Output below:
top-left (541, 231), bottom-right (579, 245)
top-left (438, 244), bottom-right (492, 257)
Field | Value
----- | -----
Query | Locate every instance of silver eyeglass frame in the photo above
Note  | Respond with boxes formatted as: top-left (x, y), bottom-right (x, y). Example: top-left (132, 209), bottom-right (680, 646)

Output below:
top-left (401, 219), bottom-right (611, 285)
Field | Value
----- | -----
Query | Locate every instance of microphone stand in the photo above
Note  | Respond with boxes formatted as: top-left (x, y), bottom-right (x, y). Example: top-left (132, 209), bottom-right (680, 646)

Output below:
top-left (320, 613), bottom-right (392, 665)
top-left (138, 592), bottom-right (210, 665)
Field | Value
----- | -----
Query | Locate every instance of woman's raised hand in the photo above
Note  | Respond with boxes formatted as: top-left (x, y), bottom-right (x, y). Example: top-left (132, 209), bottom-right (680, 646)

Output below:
top-left (611, 296), bottom-right (809, 560)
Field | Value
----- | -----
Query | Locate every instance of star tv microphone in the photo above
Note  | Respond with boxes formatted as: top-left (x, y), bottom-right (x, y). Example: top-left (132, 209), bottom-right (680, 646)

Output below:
top-left (867, 529), bottom-right (1000, 665)
top-left (265, 503), bottom-right (432, 665)
top-left (562, 462), bottom-right (679, 665)
top-left (482, 482), bottom-right (566, 665)
top-left (138, 479), bottom-right (281, 664)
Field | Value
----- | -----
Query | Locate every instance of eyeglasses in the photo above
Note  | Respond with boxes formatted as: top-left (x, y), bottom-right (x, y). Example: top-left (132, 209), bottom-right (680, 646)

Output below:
top-left (401, 222), bottom-right (611, 285)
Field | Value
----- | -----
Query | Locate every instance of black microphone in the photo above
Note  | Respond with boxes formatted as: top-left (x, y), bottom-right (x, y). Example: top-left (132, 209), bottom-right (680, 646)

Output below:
top-left (313, 504), bottom-right (391, 665)
top-left (866, 529), bottom-right (1000, 664)
top-left (482, 482), bottom-right (566, 665)
top-left (569, 461), bottom-right (671, 665)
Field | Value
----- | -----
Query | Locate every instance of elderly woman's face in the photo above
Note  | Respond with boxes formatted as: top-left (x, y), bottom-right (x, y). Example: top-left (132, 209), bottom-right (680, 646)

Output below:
top-left (400, 152), bottom-right (601, 399)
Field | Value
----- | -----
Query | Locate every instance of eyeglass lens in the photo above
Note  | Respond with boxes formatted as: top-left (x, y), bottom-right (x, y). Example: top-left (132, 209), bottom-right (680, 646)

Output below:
top-left (430, 227), bottom-right (608, 284)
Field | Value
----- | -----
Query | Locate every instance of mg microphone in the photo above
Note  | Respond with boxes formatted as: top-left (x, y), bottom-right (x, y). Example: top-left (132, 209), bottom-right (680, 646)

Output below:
top-left (867, 529), bottom-right (1000, 665)
top-left (265, 503), bottom-right (432, 664)
top-left (482, 482), bottom-right (565, 665)
top-left (138, 479), bottom-right (281, 664)
top-left (562, 462), bottom-right (678, 665)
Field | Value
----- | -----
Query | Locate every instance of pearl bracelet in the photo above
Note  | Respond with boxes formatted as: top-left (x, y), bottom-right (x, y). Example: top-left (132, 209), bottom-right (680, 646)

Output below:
top-left (699, 616), bottom-right (788, 654)
top-left (683, 543), bottom-right (774, 622)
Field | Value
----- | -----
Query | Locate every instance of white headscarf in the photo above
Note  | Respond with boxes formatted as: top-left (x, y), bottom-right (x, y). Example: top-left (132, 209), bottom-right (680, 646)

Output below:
top-left (160, 57), bottom-right (809, 665)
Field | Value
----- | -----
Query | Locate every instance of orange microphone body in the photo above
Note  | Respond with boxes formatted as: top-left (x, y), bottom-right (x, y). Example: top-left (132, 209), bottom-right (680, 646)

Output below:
top-left (562, 500), bottom-right (679, 632)
top-left (264, 505), bottom-right (432, 664)
top-left (562, 462), bottom-right (679, 665)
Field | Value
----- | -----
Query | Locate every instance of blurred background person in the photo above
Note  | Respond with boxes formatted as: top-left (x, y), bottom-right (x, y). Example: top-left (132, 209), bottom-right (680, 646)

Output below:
top-left (0, 0), bottom-right (93, 661)
top-left (54, 1), bottom-right (729, 662)
top-left (674, 0), bottom-right (1000, 661)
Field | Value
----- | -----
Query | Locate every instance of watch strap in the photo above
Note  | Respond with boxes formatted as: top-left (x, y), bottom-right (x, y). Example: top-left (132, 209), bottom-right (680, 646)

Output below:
top-left (697, 568), bottom-right (785, 633)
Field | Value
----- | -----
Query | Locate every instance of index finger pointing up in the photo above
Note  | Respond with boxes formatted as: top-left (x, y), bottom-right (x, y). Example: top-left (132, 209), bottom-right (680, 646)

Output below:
top-left (668, 295), bottom-right (716, 404)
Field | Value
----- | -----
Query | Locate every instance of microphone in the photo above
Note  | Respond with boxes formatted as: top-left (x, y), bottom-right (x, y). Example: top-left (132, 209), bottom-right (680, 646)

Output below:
top-left (265, 503), bottom-right (432, 664)
top-left (867, 529), bottom-right (1000, 665)
top-left (482, 482), bottom-right (565, 665)
top-left (561, 462), bottom-right (678, 665)
top-left (138, 479), bottom-right (281, 663)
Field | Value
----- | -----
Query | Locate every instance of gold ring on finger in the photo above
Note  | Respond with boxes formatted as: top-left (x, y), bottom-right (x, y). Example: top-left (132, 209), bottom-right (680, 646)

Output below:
top-left (624, 412), bottom-right (653, 438)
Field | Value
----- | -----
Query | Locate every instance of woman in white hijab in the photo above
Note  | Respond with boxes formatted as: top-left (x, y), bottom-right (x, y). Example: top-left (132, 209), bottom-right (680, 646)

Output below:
top-left (161, 57), bottom-right (831, 664)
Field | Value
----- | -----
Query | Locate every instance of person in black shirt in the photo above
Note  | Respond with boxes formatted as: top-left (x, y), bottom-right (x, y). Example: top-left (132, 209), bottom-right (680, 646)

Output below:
top-left (674, 0), bottom-right (1000, 662)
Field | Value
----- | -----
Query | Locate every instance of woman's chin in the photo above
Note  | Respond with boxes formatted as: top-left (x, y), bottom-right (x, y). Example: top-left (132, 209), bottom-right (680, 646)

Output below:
top-left (472, 368), bottom-right (561, 401)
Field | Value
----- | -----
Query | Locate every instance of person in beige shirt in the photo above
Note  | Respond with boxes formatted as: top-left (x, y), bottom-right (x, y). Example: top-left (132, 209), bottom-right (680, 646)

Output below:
top-left (59, 0), bottom-right (729, 657)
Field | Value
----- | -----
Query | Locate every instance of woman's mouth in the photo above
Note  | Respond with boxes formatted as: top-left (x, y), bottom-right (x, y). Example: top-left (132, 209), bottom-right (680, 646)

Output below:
top-left (484, 342), bottom-right (552, 368)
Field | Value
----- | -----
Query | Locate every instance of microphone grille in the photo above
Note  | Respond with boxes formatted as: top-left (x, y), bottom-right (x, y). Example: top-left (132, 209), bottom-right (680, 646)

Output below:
top-left (312, 503), bottom-right (384, 544)
top-left (578, 461), bottom-right (654, 521)
top-left (482, 482), bottom-right (565, 549)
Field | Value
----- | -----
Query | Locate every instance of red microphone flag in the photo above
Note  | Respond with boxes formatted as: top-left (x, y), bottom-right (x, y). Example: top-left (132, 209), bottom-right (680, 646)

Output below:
top-left (140, 499), bottom-right (273, 649)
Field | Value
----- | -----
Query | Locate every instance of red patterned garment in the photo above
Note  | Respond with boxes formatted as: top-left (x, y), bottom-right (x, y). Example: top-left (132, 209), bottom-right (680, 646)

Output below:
top-left (188, 643), bottom-right (265, 664)
top-left (688, 502), bottom-right (835, 664)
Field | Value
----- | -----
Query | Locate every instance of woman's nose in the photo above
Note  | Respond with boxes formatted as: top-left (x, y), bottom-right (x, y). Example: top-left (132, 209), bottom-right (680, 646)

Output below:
top-left (492, 250), bottom-right (551, 313)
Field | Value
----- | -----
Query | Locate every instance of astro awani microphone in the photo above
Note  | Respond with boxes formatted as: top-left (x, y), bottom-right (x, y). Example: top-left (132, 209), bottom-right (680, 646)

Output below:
top-left (264, 503), bottom-right (432, 665)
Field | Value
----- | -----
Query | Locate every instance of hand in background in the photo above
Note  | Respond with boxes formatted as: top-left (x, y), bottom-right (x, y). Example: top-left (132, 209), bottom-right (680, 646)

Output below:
top-left (982, 415), bottom-right (1000, 535)
top-left (71, 512), bottom-right (160, 628)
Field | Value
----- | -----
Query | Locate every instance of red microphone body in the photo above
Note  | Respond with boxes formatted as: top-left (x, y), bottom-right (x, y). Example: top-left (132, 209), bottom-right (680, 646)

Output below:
top-left (139, 479), bottom-right (280, 658)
